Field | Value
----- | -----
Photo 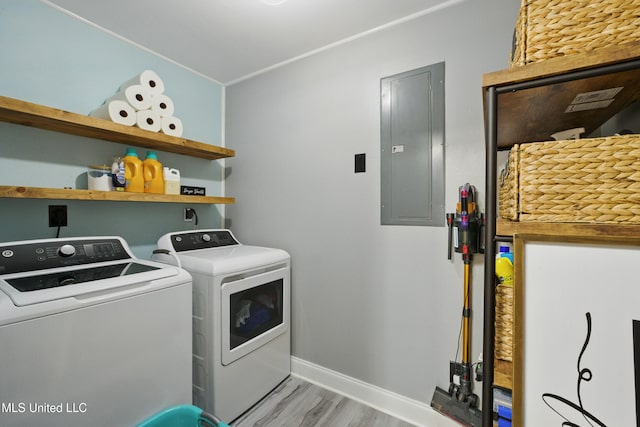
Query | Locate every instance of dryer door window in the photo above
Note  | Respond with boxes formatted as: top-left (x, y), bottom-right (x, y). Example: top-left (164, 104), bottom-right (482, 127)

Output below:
top-left (229, 279), bottom-right (283, 349)
top-left (221, 267), bottom-right (289, 365)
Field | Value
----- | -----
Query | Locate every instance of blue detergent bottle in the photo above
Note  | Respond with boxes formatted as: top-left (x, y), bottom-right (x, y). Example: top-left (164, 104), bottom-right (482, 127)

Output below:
top-left (497, 245), bottom-right (514, 264)
top-left (495, 245), bottom-right (514, 287)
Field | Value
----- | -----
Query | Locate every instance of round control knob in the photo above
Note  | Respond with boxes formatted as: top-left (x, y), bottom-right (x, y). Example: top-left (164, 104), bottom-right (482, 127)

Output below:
top-left (58, 244), bottom-right (76, 257)
top-left (202, 234), bottom-right (211, 242)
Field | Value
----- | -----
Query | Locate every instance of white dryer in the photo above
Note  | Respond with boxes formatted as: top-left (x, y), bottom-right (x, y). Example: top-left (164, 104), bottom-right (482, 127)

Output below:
top-left (154, 229), bottom-right (290, 422)
top-left (0, 236), bottom-right (192, 427)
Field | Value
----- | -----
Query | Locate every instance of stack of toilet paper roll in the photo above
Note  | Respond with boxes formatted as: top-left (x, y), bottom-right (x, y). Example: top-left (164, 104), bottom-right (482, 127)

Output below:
top-left (89, 70), bottom-right (184, 137)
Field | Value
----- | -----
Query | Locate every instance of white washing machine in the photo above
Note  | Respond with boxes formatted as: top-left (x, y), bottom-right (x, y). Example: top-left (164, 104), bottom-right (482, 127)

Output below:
top-left (0, 236), bottom-right (192, 427)
top-left (154, 229), bottom-right (290, 422)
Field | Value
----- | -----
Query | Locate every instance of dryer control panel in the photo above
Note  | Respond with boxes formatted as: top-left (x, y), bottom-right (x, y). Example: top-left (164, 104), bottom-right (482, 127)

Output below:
top-left (168, 230), bottom-right (239, 252)
top-left (0, 238), bottom-right (130, 275)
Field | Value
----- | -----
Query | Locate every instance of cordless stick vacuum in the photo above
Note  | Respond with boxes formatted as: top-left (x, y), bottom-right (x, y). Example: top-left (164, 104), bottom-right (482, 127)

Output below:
top-left (431, 183), bottom-right (484, 427)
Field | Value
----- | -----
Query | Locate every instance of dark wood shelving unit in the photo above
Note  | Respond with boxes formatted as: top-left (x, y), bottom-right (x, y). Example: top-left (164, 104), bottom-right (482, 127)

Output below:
top-left (481, 41), bottom-right (640, 426)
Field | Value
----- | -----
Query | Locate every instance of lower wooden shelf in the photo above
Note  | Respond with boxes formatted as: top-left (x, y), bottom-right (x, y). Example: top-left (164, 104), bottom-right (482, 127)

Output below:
top-left (493, 358), bottom-right (513, 390)
top-left (0, 185), bottom-right (235, 204)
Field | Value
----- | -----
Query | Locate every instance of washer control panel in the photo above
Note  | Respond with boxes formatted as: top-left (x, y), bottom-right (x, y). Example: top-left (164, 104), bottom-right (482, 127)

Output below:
top-left (169, 230), bottom-right (239, 252)
top-left (0, 238), bottom-right (129, 275)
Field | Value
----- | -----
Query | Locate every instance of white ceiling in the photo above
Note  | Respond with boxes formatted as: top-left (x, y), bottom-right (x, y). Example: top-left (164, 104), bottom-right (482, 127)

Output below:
top-left (46, 0), bottom-right (455, 84)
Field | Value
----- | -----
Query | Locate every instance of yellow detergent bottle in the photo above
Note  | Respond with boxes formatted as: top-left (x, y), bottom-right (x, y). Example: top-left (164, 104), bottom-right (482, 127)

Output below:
top-left (143, 151), bottom-right (165, 194)
top-left (495, 245), bottom-right (514, 287)
top-left (124, 148), bottom-right (144, 193)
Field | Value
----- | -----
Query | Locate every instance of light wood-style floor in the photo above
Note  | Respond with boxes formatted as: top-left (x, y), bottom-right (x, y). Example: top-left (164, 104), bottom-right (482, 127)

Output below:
top-left (232, 376), bottom-right (416, 427)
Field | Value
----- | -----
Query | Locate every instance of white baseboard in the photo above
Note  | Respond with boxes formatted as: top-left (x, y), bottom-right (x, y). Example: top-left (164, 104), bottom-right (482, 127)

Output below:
top-left (291, 356), bottom-right (460, 427)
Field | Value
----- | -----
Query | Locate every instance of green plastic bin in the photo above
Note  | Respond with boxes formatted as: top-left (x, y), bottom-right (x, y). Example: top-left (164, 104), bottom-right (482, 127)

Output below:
top-left (136, 405), bottom-right (230, 427)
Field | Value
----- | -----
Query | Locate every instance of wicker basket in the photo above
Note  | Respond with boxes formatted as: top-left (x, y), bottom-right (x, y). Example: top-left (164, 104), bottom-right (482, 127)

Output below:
top-left (495, 285), bottom-right (513, 362)
top-left (498, 135), bottom-right (640, 223)
top-left (510, 0), bottom-right (640, 67)
top-left (498, 146), bottom-right (520, 221)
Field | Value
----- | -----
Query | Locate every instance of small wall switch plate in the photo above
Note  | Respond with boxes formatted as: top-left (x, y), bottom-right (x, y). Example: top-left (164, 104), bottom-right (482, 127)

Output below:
top-left (355, 153), bottom-right (366, 173)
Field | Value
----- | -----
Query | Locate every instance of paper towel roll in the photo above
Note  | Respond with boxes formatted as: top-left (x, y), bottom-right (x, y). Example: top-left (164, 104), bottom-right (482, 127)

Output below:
top-left (89, 100), bottom-right (136, 126)
top-left (136, 110), bottom-right (162, 132)
top-left (107, 84), bottom-right (152, 111)
top-left (161, 116), bottom-right (183, 137)
top-left (150, 94), bottom-right (175, 117)
top-left (120, 70), bottom-right (165, 96)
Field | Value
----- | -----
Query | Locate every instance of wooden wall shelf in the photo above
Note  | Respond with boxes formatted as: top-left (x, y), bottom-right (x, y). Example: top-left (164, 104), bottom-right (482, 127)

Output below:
top-left (0, 95), bottom-right (235, 204)
top-left (0, 96), bottom-right (235, 160)
top-left (0, 186), bottom-right (235, 204)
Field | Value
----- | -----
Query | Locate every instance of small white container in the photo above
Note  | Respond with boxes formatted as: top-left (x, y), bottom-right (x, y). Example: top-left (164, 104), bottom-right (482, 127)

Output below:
top-left (88, 165), bottom-right (113, 192)
top-left (163, 167), bottom-right (181, 195)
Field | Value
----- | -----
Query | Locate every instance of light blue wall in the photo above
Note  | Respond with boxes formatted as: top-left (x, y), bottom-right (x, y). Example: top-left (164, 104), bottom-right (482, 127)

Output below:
top-left (0, 0), bottom-right (226, 258)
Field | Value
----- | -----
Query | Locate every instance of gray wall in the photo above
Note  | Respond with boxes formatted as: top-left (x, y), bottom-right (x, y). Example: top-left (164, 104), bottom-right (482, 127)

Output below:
top-left (225, 0), bottom-right (520, 402)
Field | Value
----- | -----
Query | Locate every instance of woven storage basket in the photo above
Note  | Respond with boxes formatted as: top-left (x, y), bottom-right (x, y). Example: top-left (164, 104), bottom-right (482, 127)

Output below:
top-left (510, 0), bottom-right (640, 67)
top-left (498, 145), bottom-right (519, 221)
top-left (495, 285), bottom-right (513, 362)
top-left (499, 135), bottom-right (640, 223)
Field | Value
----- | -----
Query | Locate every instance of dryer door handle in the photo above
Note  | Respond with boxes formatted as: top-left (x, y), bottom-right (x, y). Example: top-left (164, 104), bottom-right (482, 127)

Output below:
top-left (151, 249), bottom-right (182, 269)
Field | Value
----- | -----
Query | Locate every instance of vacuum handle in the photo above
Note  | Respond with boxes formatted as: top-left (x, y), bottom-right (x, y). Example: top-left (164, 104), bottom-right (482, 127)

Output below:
top-left (446, 213), bottom-right (455, 260)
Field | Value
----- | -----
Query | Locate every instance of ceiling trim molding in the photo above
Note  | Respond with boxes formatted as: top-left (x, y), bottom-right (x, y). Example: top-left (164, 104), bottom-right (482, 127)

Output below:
top-left (225, 0), bottom-right (467, 86)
